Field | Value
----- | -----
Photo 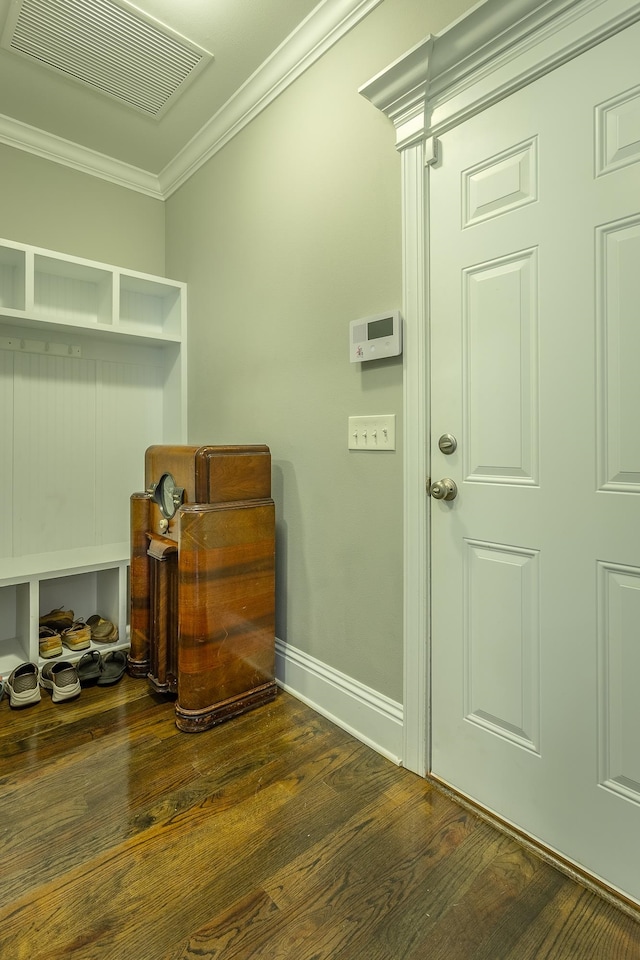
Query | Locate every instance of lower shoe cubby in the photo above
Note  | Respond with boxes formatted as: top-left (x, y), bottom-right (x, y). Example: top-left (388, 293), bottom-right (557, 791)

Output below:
top-left (0, 559), bottom-right (130, 678)
top-left (0, 582), bottom-right (31, 676)
top-left (39, 568), bottom-right (120, 632)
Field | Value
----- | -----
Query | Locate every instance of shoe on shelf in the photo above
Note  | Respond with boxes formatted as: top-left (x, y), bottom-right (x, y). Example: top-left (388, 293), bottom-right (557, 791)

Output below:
top-left (39, 626), bottom-right (63, 659)
top-left (61, 619), bottom-right (91, 651)
top-left (86, 614), bottom-right (119, 644)
top-left (7, 663), bottom-right (41, 708)
top-left (39, 608), bottom-right (74, 632)
top-left (40, 661), bottom-right (81, 703)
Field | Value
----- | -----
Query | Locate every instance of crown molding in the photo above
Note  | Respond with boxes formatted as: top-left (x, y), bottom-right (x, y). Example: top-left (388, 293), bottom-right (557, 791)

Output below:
top-left (0, 113), bottom-right (163, 198)
top-left (358, 35), bottom-right (433, 150)
top-left (158, 0), bottom-right (383, 197)
top-left (0, 0), bottom-right (383, 201)
top-left (360, 0), bottom-right (640, 147)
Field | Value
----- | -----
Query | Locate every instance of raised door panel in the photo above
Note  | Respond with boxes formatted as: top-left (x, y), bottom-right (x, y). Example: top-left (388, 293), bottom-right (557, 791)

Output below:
top-left (596, 216), bottom-right (640, 491)
top-left (464, 540), bottom-right (540, 753)
top-left (463, 249), bottom-right (539, 485)
top-left (598, 562), bottom-right (640, 804)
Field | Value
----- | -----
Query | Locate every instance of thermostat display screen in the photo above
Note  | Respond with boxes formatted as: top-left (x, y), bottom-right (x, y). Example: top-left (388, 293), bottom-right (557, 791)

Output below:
top-left (368, 316), bottom-right (393, 340)
top-left (349, 310), bottom-right (402, 363)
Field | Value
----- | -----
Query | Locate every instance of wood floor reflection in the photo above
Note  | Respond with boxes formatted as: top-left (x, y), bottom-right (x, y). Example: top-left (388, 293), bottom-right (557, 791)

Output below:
top-left (0, 675), bottom-right (638, 960)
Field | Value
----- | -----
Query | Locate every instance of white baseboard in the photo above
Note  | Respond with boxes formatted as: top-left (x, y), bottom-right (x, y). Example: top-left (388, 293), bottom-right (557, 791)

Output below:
top-left (275, 637), bottom-right (404, 765)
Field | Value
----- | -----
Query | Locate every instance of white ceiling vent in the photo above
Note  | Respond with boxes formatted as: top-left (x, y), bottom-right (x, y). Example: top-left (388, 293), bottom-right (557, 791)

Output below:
top-left (1, 0), bottom-right (213, 119)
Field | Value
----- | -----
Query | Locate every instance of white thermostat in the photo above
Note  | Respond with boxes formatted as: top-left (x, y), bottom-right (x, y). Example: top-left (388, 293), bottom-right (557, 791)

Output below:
top-left (350, 310), bottom-right (402, 363)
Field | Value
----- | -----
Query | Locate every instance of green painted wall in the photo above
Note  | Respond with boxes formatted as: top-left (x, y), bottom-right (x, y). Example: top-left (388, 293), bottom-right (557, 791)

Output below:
top-left (0, 0), bottom-right (477, 706)
top-left (166, 0), bottom-right (475, 702)
top-left (0, 143), bottom-right (165, 274)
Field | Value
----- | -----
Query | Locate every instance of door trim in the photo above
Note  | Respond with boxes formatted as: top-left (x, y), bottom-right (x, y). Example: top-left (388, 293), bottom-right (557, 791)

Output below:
top-left (360, 0), bottom-right (640, 776)
top-left (399, 142), bottom-right (430, 775)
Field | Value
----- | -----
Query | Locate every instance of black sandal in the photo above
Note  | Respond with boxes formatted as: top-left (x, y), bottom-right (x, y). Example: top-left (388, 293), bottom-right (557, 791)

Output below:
top-left (76, 650), bottom-right (102, 685)
top-left (97, 650), bottom-right (127, 686)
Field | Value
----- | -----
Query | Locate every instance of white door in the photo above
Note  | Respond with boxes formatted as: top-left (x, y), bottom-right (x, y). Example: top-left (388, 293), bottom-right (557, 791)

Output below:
top-left (430, 21), bottom-right (640, 900)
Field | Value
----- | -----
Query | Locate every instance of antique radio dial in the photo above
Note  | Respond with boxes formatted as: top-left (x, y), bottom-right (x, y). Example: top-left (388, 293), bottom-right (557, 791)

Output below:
top-left (149, 473), bottom-right (184, 520)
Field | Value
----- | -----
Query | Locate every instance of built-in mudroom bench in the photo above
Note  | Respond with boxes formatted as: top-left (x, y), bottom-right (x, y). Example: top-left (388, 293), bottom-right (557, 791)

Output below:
top-left (0, 237), bottom-right (186, 676)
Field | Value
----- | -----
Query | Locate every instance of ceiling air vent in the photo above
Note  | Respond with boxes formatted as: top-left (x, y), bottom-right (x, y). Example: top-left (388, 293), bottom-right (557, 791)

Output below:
top-left (1, 0), bottom-right (213, 119)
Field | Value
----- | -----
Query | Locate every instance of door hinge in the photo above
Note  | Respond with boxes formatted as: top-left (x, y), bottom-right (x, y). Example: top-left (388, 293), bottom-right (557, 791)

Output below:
top-left (425, 137), bottom-right (439, 166)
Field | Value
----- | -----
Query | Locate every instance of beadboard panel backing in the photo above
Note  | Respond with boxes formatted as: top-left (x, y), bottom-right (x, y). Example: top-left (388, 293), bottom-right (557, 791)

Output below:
top-left (13, 352), bottom-right (97, 556)
top-left (5, 349), bottom-right (167, 558)
top-left (96, 359), bottom-right (165, 545)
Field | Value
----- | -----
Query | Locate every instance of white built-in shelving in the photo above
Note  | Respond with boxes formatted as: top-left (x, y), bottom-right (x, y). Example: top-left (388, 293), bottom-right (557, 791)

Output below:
top-left (0, 237), bottom-right (187, 678)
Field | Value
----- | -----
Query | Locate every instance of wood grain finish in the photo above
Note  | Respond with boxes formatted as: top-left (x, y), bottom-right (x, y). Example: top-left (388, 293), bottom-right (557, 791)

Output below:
top-left (128, 491), bottom-right (152, 677)
top-left (1, 681), bottom-right (638, 960)
top-left (147, 534), bottom-right (178, 694)
top-left (130, 445), bottom-right (276, 732)
top-left (144, 444), bottom-right (272, 539)
top-left (176, 500), bottom-right (276, 730)
top-left (193, 445), bottom-right (272, 504)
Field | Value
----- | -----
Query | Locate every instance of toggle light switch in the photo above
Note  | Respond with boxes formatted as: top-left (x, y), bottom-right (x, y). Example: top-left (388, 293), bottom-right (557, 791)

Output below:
top-left (348, 415), bottom-right (396, 450)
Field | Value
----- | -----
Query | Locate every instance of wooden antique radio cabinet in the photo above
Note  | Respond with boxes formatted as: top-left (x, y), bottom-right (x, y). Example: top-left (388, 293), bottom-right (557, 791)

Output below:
top-left (129, 444), bottom-right (276, 732)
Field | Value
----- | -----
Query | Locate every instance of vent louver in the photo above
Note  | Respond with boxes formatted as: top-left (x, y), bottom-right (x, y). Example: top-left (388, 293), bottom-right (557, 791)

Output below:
top-left (2, 0), bottom-right (212, 118)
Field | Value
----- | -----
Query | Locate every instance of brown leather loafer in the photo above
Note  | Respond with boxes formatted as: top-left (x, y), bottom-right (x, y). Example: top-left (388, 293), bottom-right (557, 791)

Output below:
top-left (61, 619), bottom-right (91, 651)
top-left (87, 614), bottom-right (119, 644)
top-left (39, 607), bottom-right (74, 631)
top-left (39, 626), bottom-right (63, 659)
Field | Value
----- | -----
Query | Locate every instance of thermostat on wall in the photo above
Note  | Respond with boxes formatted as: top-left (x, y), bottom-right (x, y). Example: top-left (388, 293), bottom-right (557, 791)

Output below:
top-left (350, 310), bottom-right (402, 363)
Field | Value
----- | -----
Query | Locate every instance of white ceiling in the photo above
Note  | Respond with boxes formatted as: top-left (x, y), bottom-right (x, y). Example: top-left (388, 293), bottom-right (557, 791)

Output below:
top-left (0, 0), bottom-right (377, 196)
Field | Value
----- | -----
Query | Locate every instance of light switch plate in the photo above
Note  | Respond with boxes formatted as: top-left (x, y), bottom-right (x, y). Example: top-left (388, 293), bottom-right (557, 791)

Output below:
top-left (348, 414), bottom-right (396, 450)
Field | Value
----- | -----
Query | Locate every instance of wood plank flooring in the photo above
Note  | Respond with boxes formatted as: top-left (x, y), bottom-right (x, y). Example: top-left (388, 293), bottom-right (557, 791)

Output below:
top-left (0, 675), bottom-right (638, 959)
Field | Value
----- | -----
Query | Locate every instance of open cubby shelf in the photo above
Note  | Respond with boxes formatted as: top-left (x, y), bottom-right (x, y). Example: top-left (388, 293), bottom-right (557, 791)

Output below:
top-left (0, 237), bottom-right (187, 677)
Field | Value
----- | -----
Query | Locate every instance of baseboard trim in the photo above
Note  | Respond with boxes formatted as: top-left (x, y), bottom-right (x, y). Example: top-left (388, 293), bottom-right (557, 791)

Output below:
top-left (275, 637), bottom-right (403, 765)
top-left (427, 773), bottom-right (640, 921)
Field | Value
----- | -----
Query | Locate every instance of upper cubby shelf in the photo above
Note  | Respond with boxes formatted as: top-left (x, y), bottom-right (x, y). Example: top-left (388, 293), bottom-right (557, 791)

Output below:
top-left (0, 243), bottom-right (26, 311)
top-left (119, 273), bottom-right (183, 338)
top-left (0, 238), bottom-right (185, 345)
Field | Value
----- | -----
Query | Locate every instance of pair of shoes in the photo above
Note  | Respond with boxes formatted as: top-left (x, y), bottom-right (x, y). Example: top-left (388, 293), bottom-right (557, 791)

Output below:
top-left (87, 614), bottom-right (119, 644)
top-left (5, 661), bottom-right (82, 706)
top-left (77, 650), bottom-right (127, 687)
top-left (39, 607), bottom-right (74, 631)
top-left (39, 626), bottom-right (63, 658)
top-left (40, 661), bottom-right (81, 703)
top-left (39, 608), bottom-right (87, 653)
top-left (7, 663), bottom-right (41, 708)
top-left (61, 619), bottom-right (92, 652)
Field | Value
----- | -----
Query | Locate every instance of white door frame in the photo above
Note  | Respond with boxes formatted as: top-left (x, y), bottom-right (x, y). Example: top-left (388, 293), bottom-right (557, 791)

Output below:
top-left (360, 0), bottom-right (640, 776)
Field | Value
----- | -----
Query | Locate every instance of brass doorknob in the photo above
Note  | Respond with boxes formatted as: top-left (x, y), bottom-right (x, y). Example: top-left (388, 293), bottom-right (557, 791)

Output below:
top-left (430, 478), bottom-right (457, 501)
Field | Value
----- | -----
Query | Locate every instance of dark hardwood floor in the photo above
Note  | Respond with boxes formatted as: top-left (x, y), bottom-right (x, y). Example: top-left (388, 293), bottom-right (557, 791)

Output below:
top-left (1, 674), bottom-right (638, 959)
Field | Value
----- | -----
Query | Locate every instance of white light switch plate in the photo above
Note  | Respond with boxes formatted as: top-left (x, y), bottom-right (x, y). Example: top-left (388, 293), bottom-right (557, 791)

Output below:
top-left (348, 414), bottom-right (396, 450)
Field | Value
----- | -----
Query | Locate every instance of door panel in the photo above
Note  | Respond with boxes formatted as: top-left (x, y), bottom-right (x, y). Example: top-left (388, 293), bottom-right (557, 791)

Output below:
top-left (597, 216), bottom-right (640, 490)
top-left (463, 248), bottom-right (539, 485)
top-left (464, 540), bottom-right (540, 754)
top-left (429, 21), bottom-right (640, 899)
